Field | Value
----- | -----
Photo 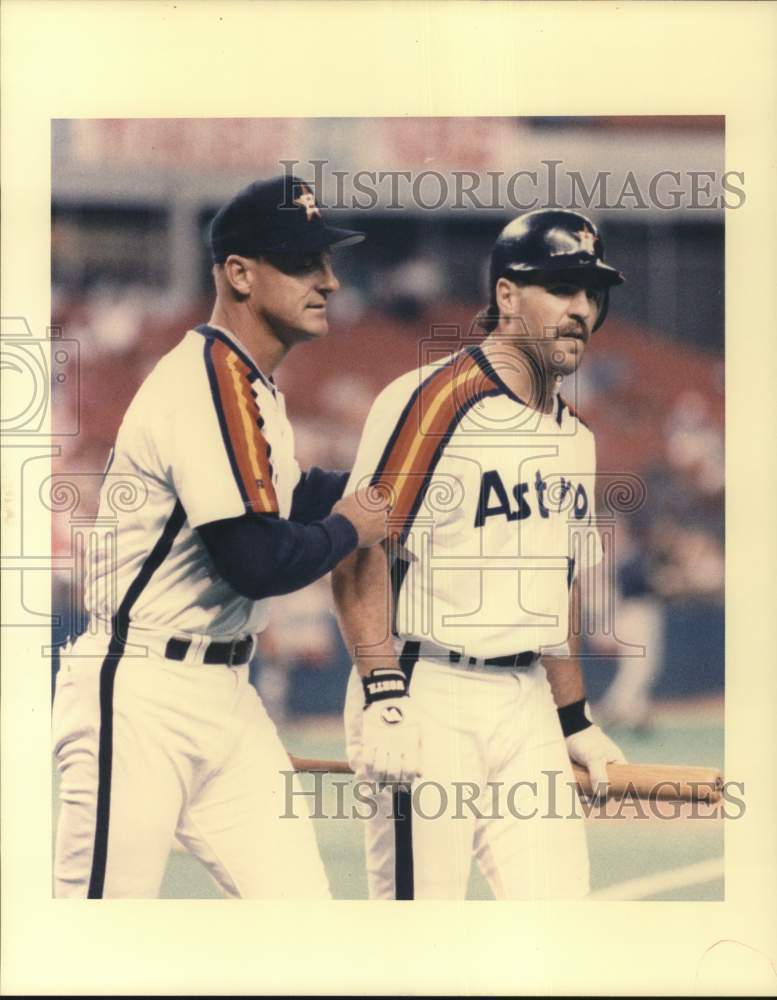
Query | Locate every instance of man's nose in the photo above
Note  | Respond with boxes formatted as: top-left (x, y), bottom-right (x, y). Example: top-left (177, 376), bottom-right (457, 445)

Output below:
top-left (318, 260), bottom-right (340, 294)
top-left (569, 288), bottom-right (594, 329)
top-left (570, 288), bottom-right (592, 317)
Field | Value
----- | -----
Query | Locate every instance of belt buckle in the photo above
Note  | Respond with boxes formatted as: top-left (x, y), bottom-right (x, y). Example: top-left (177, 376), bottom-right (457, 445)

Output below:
top-left (226, 638), bottom-right (240, 667)
top-left (227, 635), bottom-right (252, 666)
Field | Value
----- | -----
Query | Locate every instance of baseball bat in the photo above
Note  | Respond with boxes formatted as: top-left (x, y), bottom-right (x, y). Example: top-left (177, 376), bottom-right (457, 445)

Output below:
top-left (287, 755), bottom-right (722, 803)
top-left (569, 762), bottom-right (722, 802)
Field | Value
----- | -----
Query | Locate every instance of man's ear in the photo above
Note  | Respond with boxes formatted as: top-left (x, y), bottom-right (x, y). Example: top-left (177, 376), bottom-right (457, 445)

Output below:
top-left (222, 255), bottom-right (253, 297)
top-left (495, 276), bottom-right (520, 317)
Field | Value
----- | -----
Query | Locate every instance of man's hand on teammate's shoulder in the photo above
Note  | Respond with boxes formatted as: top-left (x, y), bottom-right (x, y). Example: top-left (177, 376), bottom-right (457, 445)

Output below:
top-left (558, 697), bottom-right (627, 800)
top-left (355, 667), bottom-right (421, 784)
top-left (333, 487), bottom-right (393, 548)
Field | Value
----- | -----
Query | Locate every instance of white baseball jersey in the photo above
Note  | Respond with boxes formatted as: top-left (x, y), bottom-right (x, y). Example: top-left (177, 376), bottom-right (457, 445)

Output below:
top-left (55, 321), bottom-right (330, 900)
top-left (347, 343), bottom-right (602, 657)
top-left (85, 323), bottom-right (301, 638)
top-left (344, 342), bottom-right (598, 900)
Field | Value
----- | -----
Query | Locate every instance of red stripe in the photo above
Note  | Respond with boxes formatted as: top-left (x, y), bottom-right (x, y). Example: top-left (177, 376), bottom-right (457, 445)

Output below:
top-left (211, 340), bottom-right (278, 513)
top-left (375, 353), bottom-right (497, 528)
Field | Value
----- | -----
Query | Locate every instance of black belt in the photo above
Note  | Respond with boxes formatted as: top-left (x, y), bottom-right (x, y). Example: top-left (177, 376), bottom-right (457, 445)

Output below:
top-left (448, 649), bottom-right (538, 668)
top-left (164, 635), bottom-right (254, 666)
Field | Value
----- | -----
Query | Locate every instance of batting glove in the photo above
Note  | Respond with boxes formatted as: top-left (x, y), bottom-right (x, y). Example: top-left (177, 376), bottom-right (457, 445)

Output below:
top-left (559, 699), bottom-right (626, 799)
top-left (360, 668), bottom-right (421, 784)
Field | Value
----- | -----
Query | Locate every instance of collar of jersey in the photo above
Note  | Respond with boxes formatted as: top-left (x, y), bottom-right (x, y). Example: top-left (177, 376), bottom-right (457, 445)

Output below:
top-left (467, 344), bottom-right (529, 408)
top-left (194, 323), bottom-right (276, 394)
top-left (468, 343), bottom-right (569, 423)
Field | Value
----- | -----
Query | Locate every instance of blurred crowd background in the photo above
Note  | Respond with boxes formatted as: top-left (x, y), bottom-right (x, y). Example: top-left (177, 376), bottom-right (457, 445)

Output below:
top-left (51, 117), bottom-right (724, 729)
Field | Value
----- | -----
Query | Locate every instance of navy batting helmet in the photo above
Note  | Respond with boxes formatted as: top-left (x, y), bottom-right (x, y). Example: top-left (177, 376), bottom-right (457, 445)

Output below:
top-left (488, 209), bottom-right (624, 332)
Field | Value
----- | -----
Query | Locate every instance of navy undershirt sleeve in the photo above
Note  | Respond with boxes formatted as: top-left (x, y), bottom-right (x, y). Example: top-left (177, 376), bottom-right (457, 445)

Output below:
top-left (197, 511), bottom-right (358, 600)
top-left (290, 467), bottom-right (349, 524)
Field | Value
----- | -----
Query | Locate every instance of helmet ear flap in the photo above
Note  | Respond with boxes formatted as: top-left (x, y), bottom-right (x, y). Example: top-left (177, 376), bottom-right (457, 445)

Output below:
top-left (593, 288), bottom-right (610, 333)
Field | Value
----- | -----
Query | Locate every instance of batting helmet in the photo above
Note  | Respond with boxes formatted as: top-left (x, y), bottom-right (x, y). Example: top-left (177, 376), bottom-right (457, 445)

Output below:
top-left (488, 209), bottom-right (624, 332)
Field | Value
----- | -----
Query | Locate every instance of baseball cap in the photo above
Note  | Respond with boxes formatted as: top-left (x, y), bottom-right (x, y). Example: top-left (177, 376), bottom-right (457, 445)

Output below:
top-left (208, 175), bottom-right (365, 263)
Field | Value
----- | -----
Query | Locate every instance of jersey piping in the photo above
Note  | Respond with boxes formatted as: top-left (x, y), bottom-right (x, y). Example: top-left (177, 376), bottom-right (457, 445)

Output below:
top-left (556, 393), bottom-right (590, 430)
top-left (88, 500), bottom-right (187, 898)
top-left (195, 323), bottom-right (276, 394)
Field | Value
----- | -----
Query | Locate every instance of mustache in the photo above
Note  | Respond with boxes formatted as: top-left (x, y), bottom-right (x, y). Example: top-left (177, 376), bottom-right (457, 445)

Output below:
top-left (558, 324), bottom-right (588, 340)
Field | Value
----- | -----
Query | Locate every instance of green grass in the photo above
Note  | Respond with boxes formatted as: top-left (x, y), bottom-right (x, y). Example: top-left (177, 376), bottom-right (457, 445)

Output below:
top-left (152, 718), bottom-right (724, 900)
top-left (52, 715), bottom-right (724, 900)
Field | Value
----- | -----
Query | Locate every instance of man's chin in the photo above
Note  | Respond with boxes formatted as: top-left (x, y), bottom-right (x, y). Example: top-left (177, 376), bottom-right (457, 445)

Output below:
top-left (546, 347), bottom-right (583, 376)
top-left (274, 316), bottom-right (330, 347)
top-left (297, 315), bottom-right (330, 340)
top-left (307, 320), bottom-right (330, 339)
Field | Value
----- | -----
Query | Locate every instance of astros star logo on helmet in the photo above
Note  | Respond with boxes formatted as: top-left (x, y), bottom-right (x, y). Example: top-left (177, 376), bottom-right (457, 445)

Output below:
top-left (576, 229), bottom-right (596, 255)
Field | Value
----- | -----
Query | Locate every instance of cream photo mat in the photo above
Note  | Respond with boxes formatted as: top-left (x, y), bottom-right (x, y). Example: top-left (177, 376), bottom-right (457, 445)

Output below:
top-left (2, 1), bottom-right (776, 995)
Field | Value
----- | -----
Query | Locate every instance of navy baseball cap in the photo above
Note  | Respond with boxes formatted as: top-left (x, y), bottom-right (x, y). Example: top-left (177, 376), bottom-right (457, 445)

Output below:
top-left (208, 175), bottom-right (365, 263)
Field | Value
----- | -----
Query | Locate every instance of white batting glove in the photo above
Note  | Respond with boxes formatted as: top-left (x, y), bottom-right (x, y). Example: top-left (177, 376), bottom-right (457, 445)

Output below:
top-left (559, 699), bottom-right (627, 799)
top-left (359, 668), bottom-right (421, 784)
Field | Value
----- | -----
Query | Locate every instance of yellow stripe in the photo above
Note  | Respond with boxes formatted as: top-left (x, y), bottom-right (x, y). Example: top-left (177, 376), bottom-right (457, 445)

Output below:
top-left (393, 364), bottom-right (479, 491)
top-left (226, 352), bottom-right (273, 509)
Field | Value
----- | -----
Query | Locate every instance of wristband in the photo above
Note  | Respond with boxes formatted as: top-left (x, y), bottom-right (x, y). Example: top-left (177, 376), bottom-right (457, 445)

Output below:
top-left (362, 668), bottom-right (408, 706)
top-left (557, 698), bottom-right (593, 737)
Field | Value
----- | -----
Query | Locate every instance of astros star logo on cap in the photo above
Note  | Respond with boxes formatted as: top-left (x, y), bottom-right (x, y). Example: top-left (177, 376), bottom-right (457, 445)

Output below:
top-left (293, 183), bottom-right (322, 222)
top-left (576, 228), bottom-right (596, 255)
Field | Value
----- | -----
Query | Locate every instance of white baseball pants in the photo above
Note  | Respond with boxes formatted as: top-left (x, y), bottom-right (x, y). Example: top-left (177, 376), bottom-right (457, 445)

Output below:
top-left (345, 657), bottom-right (590, 900)
top-left (53, 631), bottom-right (330, 898)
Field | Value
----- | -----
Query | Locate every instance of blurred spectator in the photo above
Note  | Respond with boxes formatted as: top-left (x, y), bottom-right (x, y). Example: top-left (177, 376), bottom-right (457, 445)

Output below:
top-left (67, 285), bottom-right (146, 354)
top-left (377, 254), bottom-right (446, 321)
top-left (592, 499), bottom-right (724, 728)
top-left (595, 524), bottom-right (666, 730)
top-left (325, 285), bottom-right (368, 326)
top-left (650, 517), bottom-right (724, 602)
top-left (665, 389), bottom-right (724, 496)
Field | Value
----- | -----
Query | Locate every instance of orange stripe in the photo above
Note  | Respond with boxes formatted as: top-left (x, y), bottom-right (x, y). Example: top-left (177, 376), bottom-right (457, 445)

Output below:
top-left (212, 340), bottom-right (278, 513)
top-left (390, 368), bottom-right (478, 522)
top-left (376, 353), bottom-right (495, 526)
top-left (225, 352), bottom-right (276, 510)
top-left (379, 357), bottom-right (475, 489)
